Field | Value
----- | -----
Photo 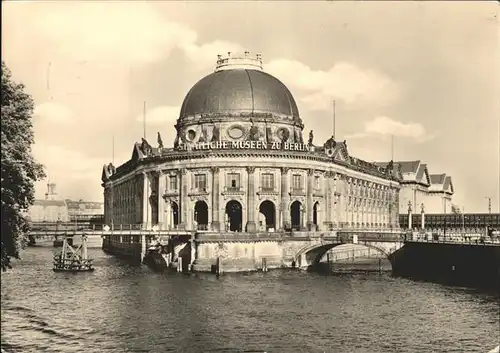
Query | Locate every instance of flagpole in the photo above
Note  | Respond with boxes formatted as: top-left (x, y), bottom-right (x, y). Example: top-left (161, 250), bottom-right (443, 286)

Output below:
top-left (333, 100), bottom-right (336, 139)
top-left (391, 134), bottom-right (395, 161)
top-left (143, 101), bottom-right (147, 139)
top-left (112, 135), bottom-right (115, 165)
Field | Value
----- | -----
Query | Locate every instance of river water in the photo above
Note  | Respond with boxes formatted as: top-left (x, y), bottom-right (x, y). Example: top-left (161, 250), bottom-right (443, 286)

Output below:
top-left (1, 247), bottom-right (499, 353)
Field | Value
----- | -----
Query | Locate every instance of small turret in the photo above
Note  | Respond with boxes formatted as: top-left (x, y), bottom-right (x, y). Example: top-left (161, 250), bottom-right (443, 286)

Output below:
top-left (45, 181), bottom-right (58, 200)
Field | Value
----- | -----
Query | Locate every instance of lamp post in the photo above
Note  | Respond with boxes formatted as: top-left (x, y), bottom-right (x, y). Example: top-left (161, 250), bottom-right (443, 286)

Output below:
top-left (485, 196), bottom-right (491, 214)
top-left (407, 201), bottom-right (412, 230)
top-left (462, 206), bottom-right (465, 239)
top-left (420, 203), bottom-right (425, 231)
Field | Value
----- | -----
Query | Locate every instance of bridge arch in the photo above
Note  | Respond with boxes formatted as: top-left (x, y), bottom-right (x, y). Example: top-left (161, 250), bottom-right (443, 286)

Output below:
top-left (293, 241), bottom-right (393, 269)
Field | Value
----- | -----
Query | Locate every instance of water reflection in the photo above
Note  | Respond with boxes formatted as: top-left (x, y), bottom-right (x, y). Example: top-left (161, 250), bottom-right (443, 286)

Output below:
top-left (1, 247), bottom-right (499, 353)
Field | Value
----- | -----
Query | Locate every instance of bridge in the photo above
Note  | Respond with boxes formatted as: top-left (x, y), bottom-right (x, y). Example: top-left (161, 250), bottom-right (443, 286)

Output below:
top-left (29, 226), bottom-right (404, 270)
top-left (29, 223), bottom-right (498, 274)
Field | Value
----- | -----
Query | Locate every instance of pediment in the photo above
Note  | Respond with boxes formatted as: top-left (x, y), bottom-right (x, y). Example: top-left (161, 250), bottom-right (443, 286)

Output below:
top-left (416, 164), bottom-right (431, 186)
top-left (131, 143), bottom-right (145, 162)
top-left (333, 143), bottom-right (349, 163)
top-left (101, 165), bottom-right (109, 182)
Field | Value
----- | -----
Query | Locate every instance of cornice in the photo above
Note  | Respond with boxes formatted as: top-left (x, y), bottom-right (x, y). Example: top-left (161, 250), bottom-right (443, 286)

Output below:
top-left (107, 149), bottom-right (400, 185)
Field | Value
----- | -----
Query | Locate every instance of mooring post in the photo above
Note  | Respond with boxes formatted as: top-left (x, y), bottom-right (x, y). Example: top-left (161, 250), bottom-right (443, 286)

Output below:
top-left (140, 233), bottom-right (146, 263)
top-left (178, 257), bottom-right (182, 273)
top-left (216, 256), bottom-right (221, 276)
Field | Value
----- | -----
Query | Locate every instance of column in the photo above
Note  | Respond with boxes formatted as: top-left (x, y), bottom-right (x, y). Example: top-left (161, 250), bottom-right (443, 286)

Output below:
top-left (158, 172), bottom-right (165, 229)
top-left (346, 178), bottom-right (351, 227)
top-left (245, 167), bottom-right (257, 232)
top-left (393, 189), bottom-right (397, 227)
top-left (324, 172), bottom-right (333, 230)
top-left (165, 202), bottom-right (171, 229)
top-left (361, 182), bottom-right (365, 226)
top-left (280, 167), bottom-right (290, 230)
top-left (142, 172), bottom-right (152, 229)
top-left (211, 167), bottom-right (221, 232)
top-left (334, 174), bottom-right (341, 227)
top-left (179, 168), bottom-right (189, 230)
top-left (306, 169), bottom-right (314, 230)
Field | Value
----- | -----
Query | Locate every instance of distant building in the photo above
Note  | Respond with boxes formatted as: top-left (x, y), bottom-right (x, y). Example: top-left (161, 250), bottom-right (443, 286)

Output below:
top-left (66, 199), bottom-right (105, 223)
top-left (374, 160), bottom-right (454, 214)
top-left (27, 182), bottom-right (69, 222)
top-left (27, 182), bottom-right (104, 225)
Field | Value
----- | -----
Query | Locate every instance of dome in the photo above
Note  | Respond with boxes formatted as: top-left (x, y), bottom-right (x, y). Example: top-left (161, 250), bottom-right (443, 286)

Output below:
top-left (179, 56), bottom-right (301, 122)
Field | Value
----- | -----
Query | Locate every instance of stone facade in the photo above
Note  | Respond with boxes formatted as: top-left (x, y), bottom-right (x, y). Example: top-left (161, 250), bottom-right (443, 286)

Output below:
top-left (102, 155), bottom-right (401, 233)
top-left (374, 160), bottom-right (454, 214)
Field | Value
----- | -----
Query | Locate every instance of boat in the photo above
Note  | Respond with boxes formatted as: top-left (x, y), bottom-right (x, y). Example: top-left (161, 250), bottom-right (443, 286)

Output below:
top-left (53, 234), bottom-right (73, 248)
top-left (53, 234), bottom-right (94, 272)
top-left (143, 243), bottom-right (170, 272)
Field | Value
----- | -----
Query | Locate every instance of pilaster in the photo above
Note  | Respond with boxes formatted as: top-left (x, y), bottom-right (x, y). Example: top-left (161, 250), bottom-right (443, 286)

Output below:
top-left (142, 172), bottom-right (152, 230)
top-left (306, 168), bottom-right (315, 231)
top-left (179, 168), bottom-right (189, 230)
top-left (245, 166), bottom-right (257, 232)
top-left (280, 167), bottom-right (290, 230)
top-left (211, 167), bottom-right (221, 232)
top-left (157, 171), bottom-right (165, 229)
top-left (323, 171), bottom-right (333, 230)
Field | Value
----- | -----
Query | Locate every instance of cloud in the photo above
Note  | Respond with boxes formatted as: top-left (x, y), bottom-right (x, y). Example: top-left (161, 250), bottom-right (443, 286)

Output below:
top-left (266, 59), bottom-right (399, 110)
top-left (34, 102), bottom-right (75, 125)
top-left (136, 105), bottom-right (180, 125)
top-left (21, 3), bottom-right (241, 70)
top-left (32, 142), bottom-right (130, 201)
top-left (31, 3), bottom-right (197, 64)
top-left (183, 40), bottom-right (246, 71)
top-left (345, 116), bottom-right (438, 142)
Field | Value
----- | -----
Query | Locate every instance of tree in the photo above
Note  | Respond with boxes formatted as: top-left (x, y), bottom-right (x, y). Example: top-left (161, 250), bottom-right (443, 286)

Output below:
top-left (1, 61), bottom-right (45, 271)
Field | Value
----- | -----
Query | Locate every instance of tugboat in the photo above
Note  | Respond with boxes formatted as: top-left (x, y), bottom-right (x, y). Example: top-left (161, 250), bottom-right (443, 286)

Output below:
top-left (53, 234), bottom-right (94, 272)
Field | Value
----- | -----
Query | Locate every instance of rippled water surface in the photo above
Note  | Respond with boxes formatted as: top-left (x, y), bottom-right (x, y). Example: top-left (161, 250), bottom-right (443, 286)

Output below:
top-left (1, 247), bottom-right (499, 353)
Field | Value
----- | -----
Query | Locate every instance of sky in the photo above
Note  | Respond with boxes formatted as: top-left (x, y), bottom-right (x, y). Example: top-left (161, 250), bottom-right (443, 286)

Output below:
top-left (2, 1), bottom-right (499, 212)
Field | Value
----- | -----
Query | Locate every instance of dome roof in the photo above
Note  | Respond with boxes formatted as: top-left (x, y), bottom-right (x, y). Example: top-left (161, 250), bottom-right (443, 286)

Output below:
top-left (179, 69), bottom-right (301, 121)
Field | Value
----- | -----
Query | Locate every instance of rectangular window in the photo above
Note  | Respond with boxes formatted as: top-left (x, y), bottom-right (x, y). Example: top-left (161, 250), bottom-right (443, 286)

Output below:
top-left (261, 173), bottom-right (275, 190)
top-left (194, 174), bottom-right (207, 191)
top-left (292, 174), bottom-right (302, 190)
top-left (169, 176), bottom-right (177, 191)
top-left (227, 173), bottom-right (240, 189)
top-left (314, 175), bottom-right (320, 190)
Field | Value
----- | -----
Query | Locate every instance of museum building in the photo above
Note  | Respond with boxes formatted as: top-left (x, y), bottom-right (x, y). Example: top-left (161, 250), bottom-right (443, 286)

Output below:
top-left (101, 53), bottom-right (404, 234)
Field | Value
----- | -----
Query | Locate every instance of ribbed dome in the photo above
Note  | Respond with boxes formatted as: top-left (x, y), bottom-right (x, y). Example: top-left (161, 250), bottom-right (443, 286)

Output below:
top-left (179, 69), bottom-right (301, 121)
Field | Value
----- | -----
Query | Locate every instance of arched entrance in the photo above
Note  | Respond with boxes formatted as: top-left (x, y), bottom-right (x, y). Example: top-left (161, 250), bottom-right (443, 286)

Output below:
top-left (290, 201), bottom-right (302, 230)
top-left (225, 200), bottom-right (242, 232)
top-left (194, 201), bottom-right (208, 230)
top-left (171, 201), bottom-right (179, 229)
top-left (313, 201), bottom-right (319, 226)
top-left (259, 200), bottom-right (276, 231)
